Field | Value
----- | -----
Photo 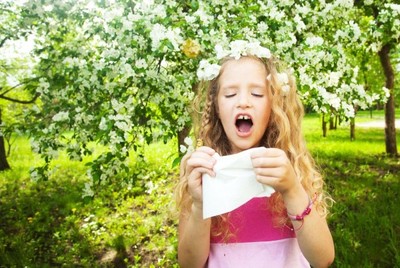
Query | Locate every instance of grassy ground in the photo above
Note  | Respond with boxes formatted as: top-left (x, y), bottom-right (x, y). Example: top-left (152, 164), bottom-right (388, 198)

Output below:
top-left (0, 109), bottom-right (399, 267)
top-left (304, 110), bottom-right (400, 267)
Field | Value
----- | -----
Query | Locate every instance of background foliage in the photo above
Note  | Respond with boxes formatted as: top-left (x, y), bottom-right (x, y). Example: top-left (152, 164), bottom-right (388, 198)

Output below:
top-left (1, 0), bottom-right (399, 188)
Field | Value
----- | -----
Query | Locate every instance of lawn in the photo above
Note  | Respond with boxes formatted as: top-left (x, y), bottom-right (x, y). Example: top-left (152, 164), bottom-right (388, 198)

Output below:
top-left (303, 110), bottom-right (400, 267)
top-left (0, 109), bottom-right (399, 267)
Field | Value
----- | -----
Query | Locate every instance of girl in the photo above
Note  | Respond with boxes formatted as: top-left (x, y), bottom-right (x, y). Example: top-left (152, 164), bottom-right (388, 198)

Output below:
top-left (176, 40), bottom-right (334, 268)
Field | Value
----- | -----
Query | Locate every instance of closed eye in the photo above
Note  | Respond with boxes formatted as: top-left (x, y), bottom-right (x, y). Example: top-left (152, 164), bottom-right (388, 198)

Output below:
top-left (252, 93), bottom-right (264, 97)
top-left (225, 94), bottom-right (236, 98)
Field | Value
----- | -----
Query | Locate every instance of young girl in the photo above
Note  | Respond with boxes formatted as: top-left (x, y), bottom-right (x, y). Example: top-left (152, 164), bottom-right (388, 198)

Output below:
top-left (176, 40), bottom-right (334, 267)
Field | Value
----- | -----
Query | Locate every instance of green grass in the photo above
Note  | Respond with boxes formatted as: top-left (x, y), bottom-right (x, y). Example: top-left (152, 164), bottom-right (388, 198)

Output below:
top-left (0, 110), bottom-right (399, 267)
top-left (303, 110), bottom-right (400, 267)
top-left (0, 137), bottom-right (180, 267)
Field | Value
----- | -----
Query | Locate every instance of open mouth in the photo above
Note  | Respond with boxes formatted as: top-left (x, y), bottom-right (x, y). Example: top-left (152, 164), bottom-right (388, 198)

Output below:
top-left (235, 115), bottom-right (253, 133)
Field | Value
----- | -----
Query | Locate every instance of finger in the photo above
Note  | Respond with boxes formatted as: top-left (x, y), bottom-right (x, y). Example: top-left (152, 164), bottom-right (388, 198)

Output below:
top-left (254, 166), bottom-right (286, 179)
top-left (190, 149), bottom-right (216, 161)
top-left (195, 146), bottom-right (216, 156)
top-left (188, 167), bottom-right (216, 180)
top-left (251, 147), bottom-right (285, 158)
top-left (187, 155), bottom-right (216, 170)
top-left (255, 174), bottom-right (278, 186)
top-left (186, 150), bottom-right (217, 179)
top-left (190, 147), bottom-right (217, 160)
top-left (251, 156), bottom-right (286, 168)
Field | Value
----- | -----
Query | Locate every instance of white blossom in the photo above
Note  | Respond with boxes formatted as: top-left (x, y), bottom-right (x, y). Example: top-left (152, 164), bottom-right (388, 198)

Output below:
top-left (215, 40), bottom-right (272, 60)
top-left (82, 180), bottom-right (94, 198)
top-left (52, 111), bottom-right (69, 122)
top-left (185, 15), bottom-right (196, 24)
top-left (257, 22), bottom-right (269, 34)
top-left (199, 40), bottom-right (272, 81)
top-left (115, 121), bottom-right (129, 132)
top-left (150, 23), bottom-right (166, 50)
top-left (197, 60), bottom-right (221, 81)
top-left (294, 15), bottom-right (306, 32)
top-left (37, 78), bottom-right (50, 94)
top-left (276, 72), bottom-right (289, 85)
top-left (349, 21), bottom-right (361, 40)
top-left (305, 36), bottom-right (324, 47)
top-left (30, 139), bottom-right (40, 153)
top-left (382, 87), bottom-right (390, 99)
top-left (180, 136), bottom-right (194, 154)
top-left (342, 102), bottom-right (355, 118)
top-left (99, 117), bottom-right (107, 130)
top-left (30, 168), bottom-right (40, 182)
top-left (215, 44), bottom-right (229, 59)
top-left (270, 72), bottom-right (291, 96)
top-left (327, 71), bottom-right (342, 87)
top-left (179, 144), bottom-right (187, 154)
top-left (184, 137), bottom-right (193, 146)
top-left (385, 4), bottom-right (400, 14)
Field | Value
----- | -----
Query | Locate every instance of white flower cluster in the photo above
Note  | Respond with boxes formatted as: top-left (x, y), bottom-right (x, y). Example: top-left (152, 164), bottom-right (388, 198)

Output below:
top-left (52, 111), bottom-right (69, 122)
top-left (197, 40), bottom-right (271, 81)
top-left (150, 23), bottom-right (183, 51)
top-left (215, 40), bottom-right (271, 60)
top-left (268, 72), bottom-right (291, 96)
top-left (179, 137), bottom-right (194, 154)
top-left (197, 60), bottom-right (221, 81)
top-left (82, 179), bottom-right (94, 198)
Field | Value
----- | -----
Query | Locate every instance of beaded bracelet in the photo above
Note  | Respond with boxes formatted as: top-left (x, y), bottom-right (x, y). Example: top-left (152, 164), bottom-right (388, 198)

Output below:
top-left (286, 193), bottom-right (317, 231)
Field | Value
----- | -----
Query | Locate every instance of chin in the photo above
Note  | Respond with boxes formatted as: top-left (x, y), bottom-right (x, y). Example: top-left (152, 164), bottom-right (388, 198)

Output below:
top-left (231, 142), bottom-right (258, 153)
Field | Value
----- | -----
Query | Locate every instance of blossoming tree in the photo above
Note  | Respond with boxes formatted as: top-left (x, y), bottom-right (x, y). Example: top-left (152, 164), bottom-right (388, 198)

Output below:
top-left (0, 1), bottom-right (40, 170)
top-left (333, 0), bottom-right (399, 153)
top-left (3, 0), bottom-right (398, 194)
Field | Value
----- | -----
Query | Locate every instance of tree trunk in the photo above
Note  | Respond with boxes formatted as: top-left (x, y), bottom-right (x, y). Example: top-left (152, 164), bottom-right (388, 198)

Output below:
top-left (322, 114), bottom-right (327, 137)
top-left (378, 44), bottom-right (398, 156)
top-left (350, 117), bottom-right (355, 141)
top-left (334, 115), bottom-right (338, 129)
top-left (329, 117), bottom-right (335, 130)
top-left (0, 108), bottom-right (11, 170)
top-left (329, 108), bottom-right (336, 130)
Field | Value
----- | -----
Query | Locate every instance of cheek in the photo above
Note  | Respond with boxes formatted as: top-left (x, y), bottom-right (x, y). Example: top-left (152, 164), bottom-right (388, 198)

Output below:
top-left (260, 101), bottom-right (272, 125)
top-left (216, 96), bottom-right (228, 118)
top-left (218, 108), bottom-right (229, 125)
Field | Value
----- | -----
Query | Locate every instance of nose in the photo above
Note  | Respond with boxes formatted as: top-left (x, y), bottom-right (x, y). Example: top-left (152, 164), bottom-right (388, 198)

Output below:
top-left (237, 92), bottom-right (251, 108)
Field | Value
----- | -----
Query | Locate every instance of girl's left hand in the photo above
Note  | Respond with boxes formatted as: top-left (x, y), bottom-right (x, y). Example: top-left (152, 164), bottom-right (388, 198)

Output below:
top-left (250, 147), bottom-right (302, 195)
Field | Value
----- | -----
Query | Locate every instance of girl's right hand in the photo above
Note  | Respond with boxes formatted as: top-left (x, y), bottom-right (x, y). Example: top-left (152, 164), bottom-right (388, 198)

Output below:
top-left (185, 146), bottom-right (216, 210)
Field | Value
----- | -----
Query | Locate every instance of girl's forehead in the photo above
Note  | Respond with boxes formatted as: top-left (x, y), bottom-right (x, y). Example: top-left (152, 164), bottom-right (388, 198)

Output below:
top-left (221, 58), bottom-right (266, 75)
top-left (219, 57), bottom-right (268, 84)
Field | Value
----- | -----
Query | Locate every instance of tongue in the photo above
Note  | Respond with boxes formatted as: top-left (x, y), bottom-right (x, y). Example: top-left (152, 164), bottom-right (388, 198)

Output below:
top-left (237, 120), bottom-right (252, 133)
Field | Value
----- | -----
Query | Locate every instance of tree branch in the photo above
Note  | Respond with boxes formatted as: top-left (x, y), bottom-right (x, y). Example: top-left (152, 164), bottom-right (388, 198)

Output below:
top-left (0, 36), bottom-right (10, 48)
top-left (0, 93), bottom-right (40, 104)
top-left (0, 82), bottom-right (25, 96)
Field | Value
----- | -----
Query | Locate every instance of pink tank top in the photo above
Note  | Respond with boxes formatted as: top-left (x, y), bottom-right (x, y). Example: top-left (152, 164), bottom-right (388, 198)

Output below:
top-left (208, 197), bottom-right (310, 267)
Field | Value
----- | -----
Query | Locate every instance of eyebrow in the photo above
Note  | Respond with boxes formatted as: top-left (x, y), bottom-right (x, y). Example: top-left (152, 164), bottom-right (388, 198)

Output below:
top-left (221, 82), bottom-right (266, 90)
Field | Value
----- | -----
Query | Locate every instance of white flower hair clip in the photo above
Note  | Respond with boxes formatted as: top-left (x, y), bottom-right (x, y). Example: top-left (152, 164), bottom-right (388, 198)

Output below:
top-left (197, 60), bottom-right (221, 81)
top-left (267, 72), bottom-right (291, 96)
top-left (197, 40), bottom-right (272, 81)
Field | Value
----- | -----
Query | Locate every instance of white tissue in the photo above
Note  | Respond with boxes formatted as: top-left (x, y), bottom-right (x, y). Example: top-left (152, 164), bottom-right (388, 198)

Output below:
top-left (202, 147), bottom-right (275, 219)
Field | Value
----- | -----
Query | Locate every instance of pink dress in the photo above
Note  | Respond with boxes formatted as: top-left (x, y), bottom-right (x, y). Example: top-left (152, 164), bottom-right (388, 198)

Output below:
top-left (207, 197), bottom-right (310, 267)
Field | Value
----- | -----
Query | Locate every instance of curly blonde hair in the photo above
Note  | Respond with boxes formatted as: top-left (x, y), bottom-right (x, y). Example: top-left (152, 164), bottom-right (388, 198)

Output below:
top-left (176, 55), bottom-right (332, 234)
